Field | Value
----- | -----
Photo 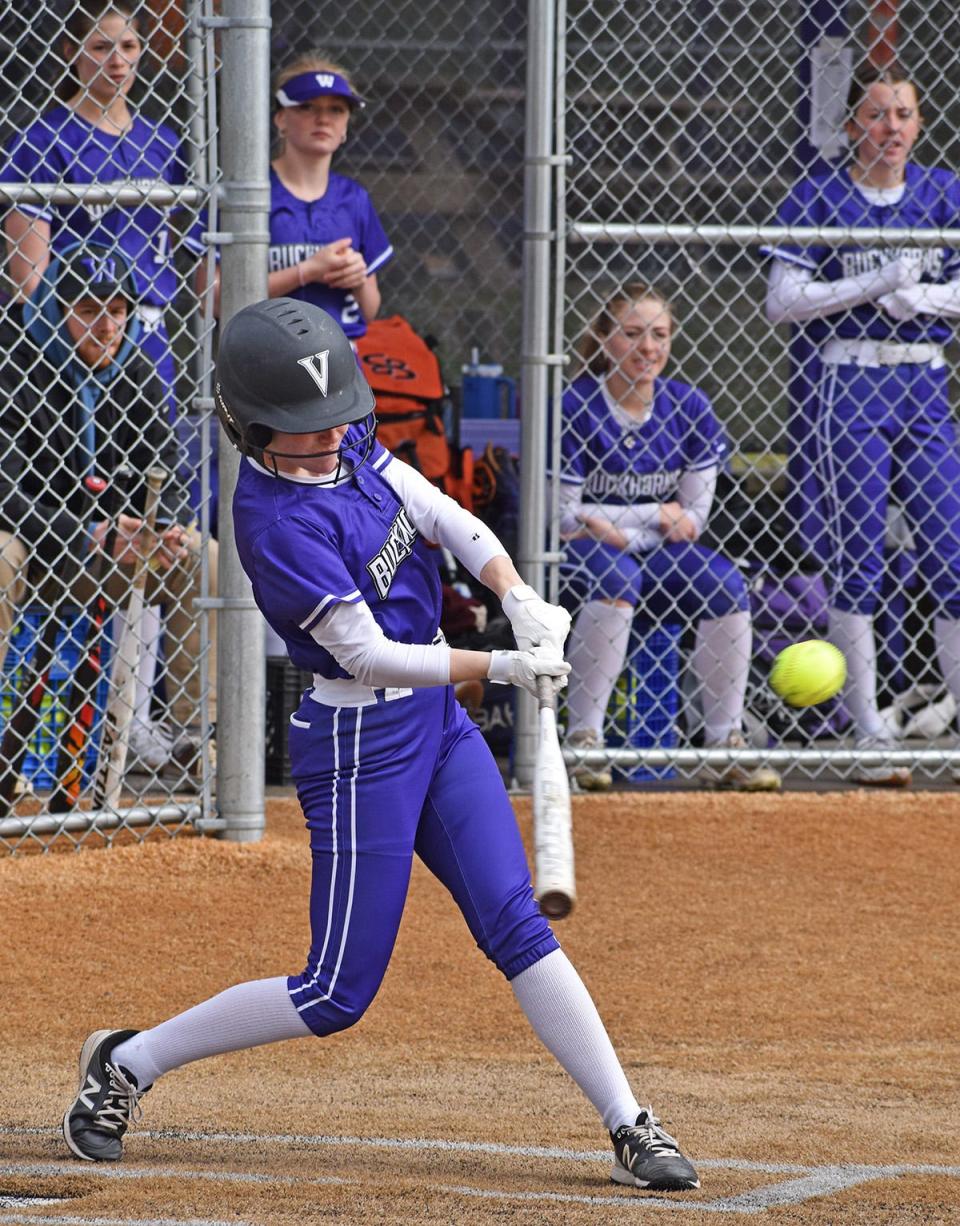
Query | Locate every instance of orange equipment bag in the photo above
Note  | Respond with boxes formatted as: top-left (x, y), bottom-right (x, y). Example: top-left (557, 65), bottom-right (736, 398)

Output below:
top-left (355, 315), bottom-right (473, 510)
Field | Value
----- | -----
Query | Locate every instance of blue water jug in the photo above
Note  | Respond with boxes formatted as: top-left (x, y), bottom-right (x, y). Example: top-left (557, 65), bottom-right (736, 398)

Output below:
top-left (461, 352), bottom-right (517, 418)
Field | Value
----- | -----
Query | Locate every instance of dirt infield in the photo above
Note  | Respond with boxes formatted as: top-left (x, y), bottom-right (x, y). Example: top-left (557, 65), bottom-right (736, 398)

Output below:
top-left (2, 788), bottom-right (958, 1224)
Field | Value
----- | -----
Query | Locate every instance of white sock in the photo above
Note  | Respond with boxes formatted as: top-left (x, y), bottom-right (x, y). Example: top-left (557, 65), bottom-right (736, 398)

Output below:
top-left (692, 610), bottom-right (751, 744)
top-left (511, 949), bottom-right (640, 1132)
top-left (564, 601), bottom-right (633, 738)
top-left (934, 617), bottom-right (960, 717)
top-left (828, 607), bottom-right (885, 738)
top-left (111, 977), bottom-right (311, 1088)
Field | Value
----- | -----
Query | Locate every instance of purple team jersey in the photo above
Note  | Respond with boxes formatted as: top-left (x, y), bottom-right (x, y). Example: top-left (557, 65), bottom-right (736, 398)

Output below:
top-left (232, 429), bottom-right (441, 677)
top-left (766, 162), bottom-right (960, 345)
top-left (4, 106), bottom-right (204, 307)
top-left (268, 169), bottom-right (393, 338)
top-left (559, 373), bottom-right (727, 502)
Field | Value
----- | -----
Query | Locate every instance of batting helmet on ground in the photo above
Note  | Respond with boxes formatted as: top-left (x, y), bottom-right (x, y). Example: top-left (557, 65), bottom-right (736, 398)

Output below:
top-left (214, 297), bottom-right (375, 466)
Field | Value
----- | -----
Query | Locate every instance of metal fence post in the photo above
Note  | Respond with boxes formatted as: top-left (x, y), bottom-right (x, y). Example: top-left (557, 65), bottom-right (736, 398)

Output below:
top-left (215, 0), bottom-right (272, 841)
top-left (515, 0), bottom-right (558, 786)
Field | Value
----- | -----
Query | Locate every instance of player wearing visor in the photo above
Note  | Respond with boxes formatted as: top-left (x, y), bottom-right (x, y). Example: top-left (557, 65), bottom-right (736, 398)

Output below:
top-left (267, 54), bottom-right (390, 336)
top-left (59, 298), bottom-right (700, 1196)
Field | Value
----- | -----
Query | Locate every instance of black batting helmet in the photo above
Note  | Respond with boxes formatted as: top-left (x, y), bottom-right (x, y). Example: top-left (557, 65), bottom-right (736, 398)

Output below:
top-left (214, 298), bottom-right (375, 466)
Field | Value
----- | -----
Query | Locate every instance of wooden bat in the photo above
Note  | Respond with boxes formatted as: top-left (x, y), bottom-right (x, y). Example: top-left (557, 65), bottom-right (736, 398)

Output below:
top-left (92, 466), bottom-right (165, 813)
top-left (49, 468), bottom-right (132, 814)
top-left (533, 675), bottom-right (576, 919)
top-left (0, 474), bottom-right (112, 818)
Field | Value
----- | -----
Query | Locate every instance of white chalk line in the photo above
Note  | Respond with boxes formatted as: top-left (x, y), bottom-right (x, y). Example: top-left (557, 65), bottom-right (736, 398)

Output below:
top-left (0, 1218), bottom-right (245, 1226)
top-left (1, 1126), bottom-right (958, 1218)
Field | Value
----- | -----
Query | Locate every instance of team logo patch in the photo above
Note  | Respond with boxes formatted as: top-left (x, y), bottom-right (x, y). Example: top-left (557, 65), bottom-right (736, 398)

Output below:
top-left (297, 349), bottom-right (330, 395)
top-left (367, 508), bottom-right (417, 599)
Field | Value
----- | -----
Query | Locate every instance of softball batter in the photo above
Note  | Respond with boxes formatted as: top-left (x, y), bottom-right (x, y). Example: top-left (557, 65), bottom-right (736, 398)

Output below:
top-left (765, 62), bottom-right (960, 785)
top-left (60, 298), bottom-right (700, 1194)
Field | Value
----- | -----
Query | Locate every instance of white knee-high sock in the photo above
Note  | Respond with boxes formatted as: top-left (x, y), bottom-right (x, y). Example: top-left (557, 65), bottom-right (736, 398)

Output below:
top-left (934, 616), bottom-right (960, 714)
top-left (829, 607), bottom-right (884, 738)
top-left (511, 949), bottom-right (640, 1132)
top-left (564, 601), bottom-right (633, 738)
top-left (111, 977), bottom-right (311, 1088)
top-left (692, 610), bottom-right (751, 745)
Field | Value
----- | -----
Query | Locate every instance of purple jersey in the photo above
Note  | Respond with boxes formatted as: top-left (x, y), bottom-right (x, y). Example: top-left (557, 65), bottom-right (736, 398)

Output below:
top-left (766, 163), bottom-right (960, 345)
top-left (559, 373), bottom-right (727, 503)
top-left (4, 106), bottom-right (204, 308)
top-left (232, 430), bottom-right (441, 677)
top-left (268, 169), bottom-right (393, 338)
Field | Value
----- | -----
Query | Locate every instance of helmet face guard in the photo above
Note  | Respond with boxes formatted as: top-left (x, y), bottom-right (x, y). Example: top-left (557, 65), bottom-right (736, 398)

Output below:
top-left (214, 298), bottom-right (376, 476)
top-left (254, 409), bottom-right (378, 485)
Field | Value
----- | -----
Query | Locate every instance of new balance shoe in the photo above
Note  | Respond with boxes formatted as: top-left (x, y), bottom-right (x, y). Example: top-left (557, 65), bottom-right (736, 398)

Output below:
top-left (565, 728), bottom-right (613, 792)
top-left (706, 731), bottom-right (781, 792)
top-left (62, 1029), bottom-right (149, 1162)
top-left (610, 1107), bottom-right (700, 1191)
top-left (854, 736), bottom-right (911, 787)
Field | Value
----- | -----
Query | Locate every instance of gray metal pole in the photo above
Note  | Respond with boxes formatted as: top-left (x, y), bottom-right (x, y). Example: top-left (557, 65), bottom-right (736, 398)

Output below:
top-left (515, 0), bottom-right (558, 786)
top-left (214, 0), bottom-right (271, 841)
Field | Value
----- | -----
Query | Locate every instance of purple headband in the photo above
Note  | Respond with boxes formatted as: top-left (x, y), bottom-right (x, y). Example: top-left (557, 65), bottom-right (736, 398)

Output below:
top-left (275, 70), bottom-right (365, 109)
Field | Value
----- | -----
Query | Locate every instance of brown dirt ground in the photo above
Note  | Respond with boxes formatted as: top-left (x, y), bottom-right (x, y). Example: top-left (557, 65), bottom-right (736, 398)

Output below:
top-left (1, 788), bottom-right (958, 1225)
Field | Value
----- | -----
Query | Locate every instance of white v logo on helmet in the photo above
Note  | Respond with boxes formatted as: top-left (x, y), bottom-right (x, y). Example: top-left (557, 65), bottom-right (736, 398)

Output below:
top-left (297, 349), bottom-right (330, 395)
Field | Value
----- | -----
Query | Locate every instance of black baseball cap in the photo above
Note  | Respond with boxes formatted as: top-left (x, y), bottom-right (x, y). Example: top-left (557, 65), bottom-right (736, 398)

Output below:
top-left (55, 243), bottom-right (138, 306)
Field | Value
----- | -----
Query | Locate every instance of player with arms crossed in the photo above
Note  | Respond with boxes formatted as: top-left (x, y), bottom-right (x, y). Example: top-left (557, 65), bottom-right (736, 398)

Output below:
top-left (559, 283), bottom-right (781, 793)
top-left (60, 299), bottom-right (700, 1195)
top-left (765, 62), bottom-right (960, 785)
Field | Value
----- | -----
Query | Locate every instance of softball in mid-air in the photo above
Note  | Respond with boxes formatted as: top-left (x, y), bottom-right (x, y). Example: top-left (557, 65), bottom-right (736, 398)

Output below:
top-left (769, 639), bottom-right (846, 708)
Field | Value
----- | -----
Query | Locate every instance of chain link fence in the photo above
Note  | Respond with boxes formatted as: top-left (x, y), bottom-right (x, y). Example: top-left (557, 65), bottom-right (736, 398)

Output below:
top-left (0, 0), bottom-right (218, 850)
top-left (559, 0), bottom-right (960, 788)
top-left (6, 0), bottom-right (960, 851)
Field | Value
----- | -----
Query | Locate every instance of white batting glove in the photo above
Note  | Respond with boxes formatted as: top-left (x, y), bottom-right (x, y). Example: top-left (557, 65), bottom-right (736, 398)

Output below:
top-left (502, 583), bottom-right (571, 654)
top-left (877, 284), bottom-right (929, 322)
top-left (488, 645), bottom-right (571, 698)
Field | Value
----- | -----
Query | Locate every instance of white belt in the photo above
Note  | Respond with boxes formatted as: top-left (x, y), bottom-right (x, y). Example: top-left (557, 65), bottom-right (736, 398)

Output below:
top-left (822, 338), bottom-right (945, 369)
top-left (307, 629), bottom-right (445, 708)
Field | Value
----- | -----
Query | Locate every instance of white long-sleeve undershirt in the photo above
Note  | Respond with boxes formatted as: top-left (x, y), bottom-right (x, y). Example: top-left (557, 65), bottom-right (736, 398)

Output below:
top-left (765, 257), bottom-right (908, 324)
top-left (765, 257), bottom-right (960, 325)
top-left (380, 454), bottom-right (507, 583)
top-left (558, 463), bottom-right (717, 552)
top-left (306, 455), bottom-right (509, 688)
top-left (311, 599), bottom-right (453, 687)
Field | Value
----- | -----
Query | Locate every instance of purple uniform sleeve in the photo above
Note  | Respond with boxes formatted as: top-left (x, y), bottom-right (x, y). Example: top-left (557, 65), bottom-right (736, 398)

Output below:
top-left (252, 516), bottom-right (363, 636)
top-left (767, 175), bottom-right (829, 270)
top-left (4, 119), bottom-right (61, 219)
top-left (355, 185), bottom-right (393, 275)
top-left (681, 386), bottom-right (727, 471)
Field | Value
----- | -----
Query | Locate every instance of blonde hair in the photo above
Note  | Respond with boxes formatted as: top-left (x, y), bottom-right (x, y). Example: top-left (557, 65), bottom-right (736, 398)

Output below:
top-left (578, 283), bottom-right (674, 376)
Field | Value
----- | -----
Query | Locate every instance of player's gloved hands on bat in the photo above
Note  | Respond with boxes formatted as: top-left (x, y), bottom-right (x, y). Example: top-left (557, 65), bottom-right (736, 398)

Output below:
top-left (502, 583), bottom-right (571, 654)
top-left (488, 646), bottom-right (571, 698)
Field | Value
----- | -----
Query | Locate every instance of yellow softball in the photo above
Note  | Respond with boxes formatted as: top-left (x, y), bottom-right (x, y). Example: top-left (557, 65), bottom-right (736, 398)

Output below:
top-left (769, 639), bottom-right (846, 708)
